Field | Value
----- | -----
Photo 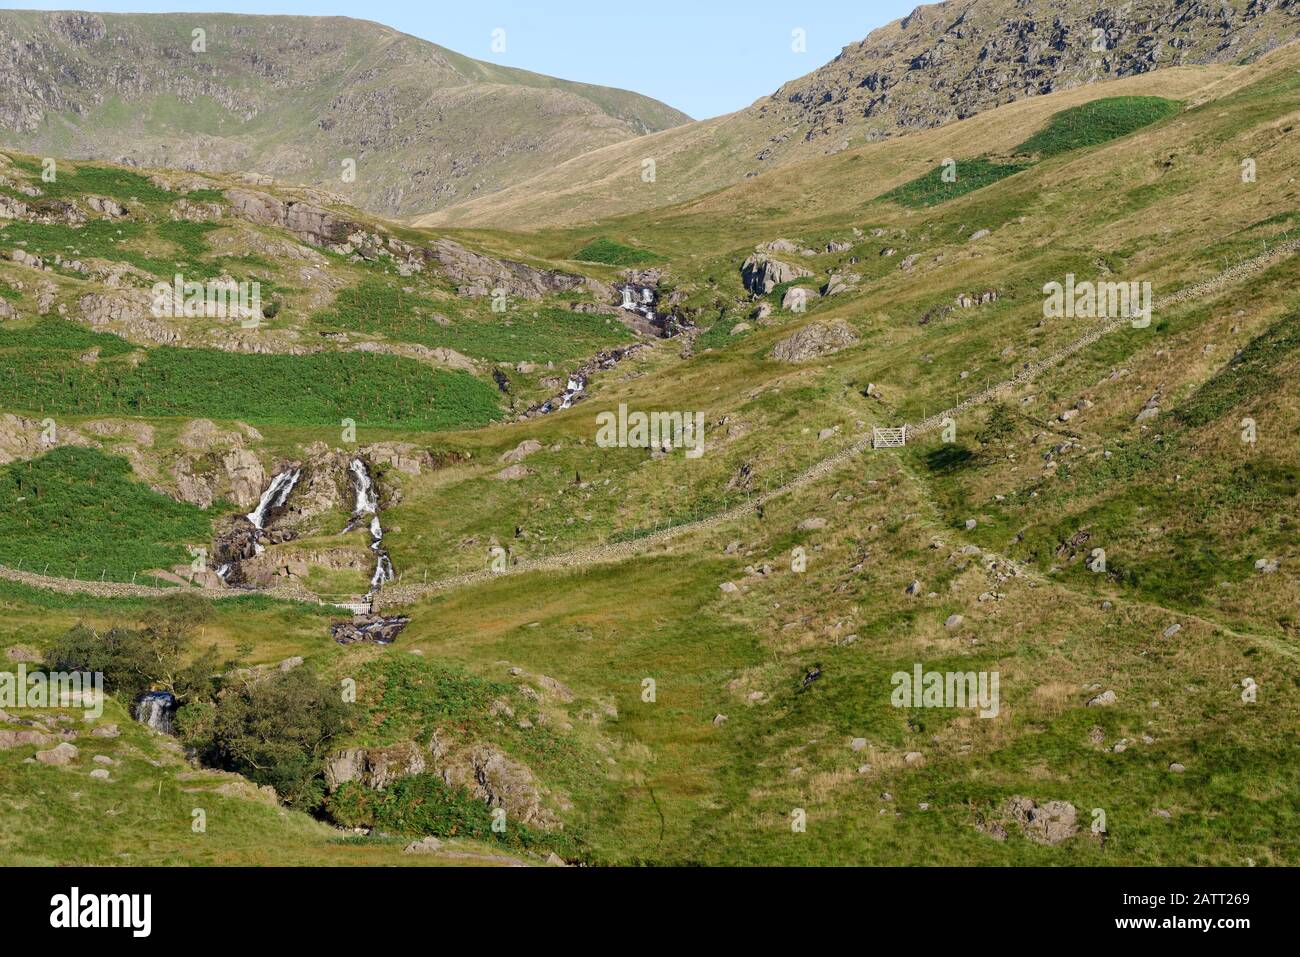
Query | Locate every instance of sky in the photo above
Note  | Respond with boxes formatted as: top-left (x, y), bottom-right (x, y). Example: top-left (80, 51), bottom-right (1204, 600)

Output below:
top-left (4, 0), bottom-right (920, 119)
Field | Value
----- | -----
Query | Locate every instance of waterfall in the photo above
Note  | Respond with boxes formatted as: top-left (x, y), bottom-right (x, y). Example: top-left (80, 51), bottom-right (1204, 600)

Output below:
top-left (133, 691), bottom-right (176, 735)
top-left (347, 458), bottom-right (394, 595)
top-left (349, 458), bottom-right (379, 515)
top-left (559, 373), bottom-right (586, 410)
top-left (621, 287), bottom-right (635, 309)
top-left (246, 468), bottom-right (301, 529)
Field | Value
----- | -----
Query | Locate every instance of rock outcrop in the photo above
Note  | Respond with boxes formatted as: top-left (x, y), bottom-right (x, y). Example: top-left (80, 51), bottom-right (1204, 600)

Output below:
top-left (741, 254), bottom-right (813, 295)
top-left (771, 319), bottom-right (859, 362)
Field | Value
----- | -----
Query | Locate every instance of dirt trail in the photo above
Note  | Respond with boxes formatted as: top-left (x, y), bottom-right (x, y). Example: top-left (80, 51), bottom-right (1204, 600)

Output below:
top-left (376, 237), bottom-right (1300, 608)
top-left (7, 238), bottom-right (1298, 609)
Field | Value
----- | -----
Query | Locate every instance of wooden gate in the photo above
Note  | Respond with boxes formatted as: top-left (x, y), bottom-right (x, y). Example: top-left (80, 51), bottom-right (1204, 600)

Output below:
top-left (871, 426), bottom-right (907, 449)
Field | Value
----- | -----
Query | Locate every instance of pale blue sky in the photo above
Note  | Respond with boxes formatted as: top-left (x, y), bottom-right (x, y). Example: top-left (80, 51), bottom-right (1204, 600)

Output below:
top-left (4, 1), bottom-right (919, 119)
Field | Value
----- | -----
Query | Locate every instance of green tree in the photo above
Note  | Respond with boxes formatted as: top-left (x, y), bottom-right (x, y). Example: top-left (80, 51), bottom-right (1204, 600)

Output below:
top-left (207, 669), bottom-right (355, 809)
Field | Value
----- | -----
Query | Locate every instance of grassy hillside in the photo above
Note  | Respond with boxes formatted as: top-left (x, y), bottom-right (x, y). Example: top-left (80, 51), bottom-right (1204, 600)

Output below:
top-left (3, 37), bottom-right (1300, 866)
top-left (419, 0), bottom-right (1300, 229)
top-left (0, 10), bottom-right (690, 219)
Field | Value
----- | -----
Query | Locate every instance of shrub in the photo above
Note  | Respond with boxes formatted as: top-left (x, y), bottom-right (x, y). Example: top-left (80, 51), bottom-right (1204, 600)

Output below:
top-left (205, 669), bottom-right (356, 809)
top-left (44, 613), bottom-right (220, 703)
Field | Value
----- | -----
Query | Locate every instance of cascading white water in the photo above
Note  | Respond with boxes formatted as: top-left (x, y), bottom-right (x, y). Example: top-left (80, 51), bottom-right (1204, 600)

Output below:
top-left (349, 458), bottom-right (379, 515)
top-left (347, 459), bottom-right (394, 594)
top-left (621, 287), bottom-right (635, 309)
top-left (246, 468), bottom-right (302, 529)
top-left (133, 691), bottom-right (176, 735)
top-left (559, 374), bottom-right (585, 410)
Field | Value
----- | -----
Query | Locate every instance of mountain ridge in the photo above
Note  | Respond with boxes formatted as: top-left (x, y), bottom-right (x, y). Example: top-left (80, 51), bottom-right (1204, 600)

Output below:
top-left (0, 9), bottom-right (691, 218)
top-left (422, 0), bottom-right (1300, 228)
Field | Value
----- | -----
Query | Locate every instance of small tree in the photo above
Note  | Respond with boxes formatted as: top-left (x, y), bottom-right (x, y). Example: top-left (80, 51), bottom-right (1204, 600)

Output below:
top-left (44, 611), bottom-right (219, 705)
top-left (207, 669), bottom-right (355, 809)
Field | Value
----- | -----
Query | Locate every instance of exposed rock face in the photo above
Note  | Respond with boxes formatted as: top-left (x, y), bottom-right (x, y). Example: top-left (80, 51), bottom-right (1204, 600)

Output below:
top-left (428, 730), bottom-right (558, 828)
top-left (0, 412), bottom-right (93, 464)
top-left (361, 442), bottom-right (434, 476)
top-left (430, 238), bottom-right (600, 301)
top-left (741, 254), bottom-right (813, 295)
top-left (172, 448), bottom-right (266, 510)
top-left (77, 292), bottom-right (178, 345)
top-left (771, 319), bottom-right (859, 362)
top-left (226, 189), bottom-right (355, 247)
top-left (0, 728), bottom-right (55, 749)
top-left (754, 0), bottom-right (1300, 163)
top-left (224, 188), bottom-right (599, 301)
top-left (323, 742), bottom-right (427, 792)
top-left (323, 732), bottom-right (559, 829)
top-left (1005, 796), bottom-right (1079, 845)
top-left (169, 420), bottom-right (267, 510)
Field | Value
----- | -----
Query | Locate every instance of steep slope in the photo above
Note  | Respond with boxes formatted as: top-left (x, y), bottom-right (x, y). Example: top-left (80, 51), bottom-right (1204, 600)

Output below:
top-left (0, 10), bottom-right (691, 219)
top-left (423, 0), bottom-right (1300, 228)
top-left (4, 38), bottom-right (1300, 865)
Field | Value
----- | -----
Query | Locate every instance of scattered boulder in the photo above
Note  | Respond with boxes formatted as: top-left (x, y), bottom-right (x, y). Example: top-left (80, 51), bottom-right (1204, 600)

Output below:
top-left (404, 836), bottom-right (444, 855)
top-left (822, 272), bottom-right (861, 296)
top-left (771, 319), bottom-right (859, 362)
top-left (0, 729), bottom-right (54, 749)
top-left (1087, 690), bottom-right (1117, 707)
top-left (1135, 391), bottom-right (1161, 423)
top-left (500, 439), bottom-right (542, 464)
top-left (1005, 796), bottom-right (1078, 845)
top-left (34, 742), bottom-right (78, 766)
top-left (741, 254), bottom-right (812, 295)
top-left (331, 616), bottom-right (410, 645)
top-left (782, 286), bottom-right (819, 311)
